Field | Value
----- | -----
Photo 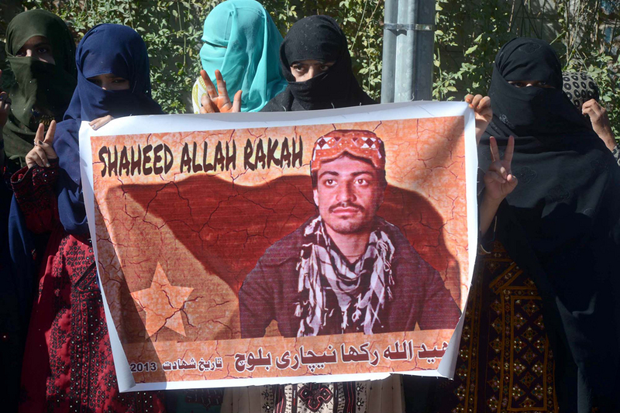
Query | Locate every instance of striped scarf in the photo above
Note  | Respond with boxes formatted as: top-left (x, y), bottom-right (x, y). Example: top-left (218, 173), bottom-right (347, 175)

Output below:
top-left (295, 216), bottom-right (395, 336)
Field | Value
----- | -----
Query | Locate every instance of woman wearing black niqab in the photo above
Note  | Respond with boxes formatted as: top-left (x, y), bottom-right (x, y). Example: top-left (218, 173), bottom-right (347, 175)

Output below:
top-left (480, 38), bottom-right (620, 412)
top-left (261, 15), bottom-right (375, 112)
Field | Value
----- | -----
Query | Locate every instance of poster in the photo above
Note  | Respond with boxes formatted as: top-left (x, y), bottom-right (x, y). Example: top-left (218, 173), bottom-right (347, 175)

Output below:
top-left (80, 102), bottom-right (478, 392)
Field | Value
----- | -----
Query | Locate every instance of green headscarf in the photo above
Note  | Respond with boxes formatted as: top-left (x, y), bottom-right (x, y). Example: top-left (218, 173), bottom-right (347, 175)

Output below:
top-left (199, 0), bottom-right (286, 112)
top-left (3, 9), bottom-right (77, 170)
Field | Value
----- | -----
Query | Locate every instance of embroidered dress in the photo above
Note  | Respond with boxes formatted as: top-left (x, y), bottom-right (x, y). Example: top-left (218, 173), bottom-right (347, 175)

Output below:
top-left (13, 161), bottom-right (165, 412)
top-left (220, 376), bottom-right (403, 413)
top-left (418, 241), bottom-right (559, 412)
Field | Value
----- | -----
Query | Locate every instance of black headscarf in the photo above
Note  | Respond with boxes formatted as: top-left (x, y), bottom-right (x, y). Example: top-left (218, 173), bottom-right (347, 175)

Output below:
top-left (480, 38), bottom-right (620, 409)
top-left (261, 15), bottom-right (375, 112)
top-left (3, 10), bottom-right (77, 170)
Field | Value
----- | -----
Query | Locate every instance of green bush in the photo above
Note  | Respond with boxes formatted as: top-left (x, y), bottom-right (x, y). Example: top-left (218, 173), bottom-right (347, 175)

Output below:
top-left (434, 0), bottom-right (619, 138)
top-left (3, 0), bottom-right (382, 113)
top-left (0, 0), bottom-right (617, 138)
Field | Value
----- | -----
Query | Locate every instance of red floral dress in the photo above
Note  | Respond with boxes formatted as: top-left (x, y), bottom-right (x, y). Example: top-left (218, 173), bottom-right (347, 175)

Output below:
top-left (12, 160), bottom-right (165, 413)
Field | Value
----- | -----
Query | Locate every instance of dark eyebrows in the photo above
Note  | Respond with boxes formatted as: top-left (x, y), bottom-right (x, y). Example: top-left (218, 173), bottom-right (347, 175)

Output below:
top-left (317, 170), bottom-right (375, 179)
top-left (318, 170), bottom-right (339, 179)
top-left (351, 171), bottom-right (374, 178)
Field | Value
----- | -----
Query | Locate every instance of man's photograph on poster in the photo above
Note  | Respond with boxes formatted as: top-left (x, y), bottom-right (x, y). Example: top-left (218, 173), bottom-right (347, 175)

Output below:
top-left (239, 130), bottom-right (461, 339)
top-left (82, 103), bottom-right (476, 390)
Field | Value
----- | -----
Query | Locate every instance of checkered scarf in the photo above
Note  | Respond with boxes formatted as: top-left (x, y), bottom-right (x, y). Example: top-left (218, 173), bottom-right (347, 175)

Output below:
top-left (295, 216), bottom-right (395, 336)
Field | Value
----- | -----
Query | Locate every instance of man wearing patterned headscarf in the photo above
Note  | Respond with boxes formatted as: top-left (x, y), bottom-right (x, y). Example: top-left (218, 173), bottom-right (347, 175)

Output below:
top-left (239, 130), bottom-right (460, 338)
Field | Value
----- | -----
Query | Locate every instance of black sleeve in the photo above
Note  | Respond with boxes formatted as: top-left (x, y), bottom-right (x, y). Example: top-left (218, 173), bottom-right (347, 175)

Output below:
top-left (238, 259), bottom-right (275, 338)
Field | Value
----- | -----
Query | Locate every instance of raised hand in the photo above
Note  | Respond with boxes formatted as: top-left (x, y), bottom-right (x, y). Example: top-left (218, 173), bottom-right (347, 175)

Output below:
top-left (582, 99), bottom-right (615, 151)
top-left (0, 70), bottom-right (11, 129)
top-left (484, 135), bottom-right (518, 201)
top-left (199, 69), bottom-right (242, 113)
top-left (465, 94), bottom-right (492, 144)
top-left (26, 120), bottom-right (57, 168)
top-left (479, 135), bottom-right (518, 235)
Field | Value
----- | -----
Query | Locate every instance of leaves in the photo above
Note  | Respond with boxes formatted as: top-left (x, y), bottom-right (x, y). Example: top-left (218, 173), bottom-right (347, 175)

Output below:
top-left (5, 0), bottom-right (383, 110)
top-left (6, 0), bottom-right (616, 140)
top-left (432, 0), bottom-right (618, 139)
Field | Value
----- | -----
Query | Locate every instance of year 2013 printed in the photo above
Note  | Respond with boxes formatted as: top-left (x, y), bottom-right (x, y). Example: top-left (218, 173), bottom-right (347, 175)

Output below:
top-left (130, 362), bottom-right (158, 373)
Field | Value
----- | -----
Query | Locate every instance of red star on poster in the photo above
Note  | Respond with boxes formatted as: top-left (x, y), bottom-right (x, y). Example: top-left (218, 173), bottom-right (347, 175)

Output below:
top-left (130, 262), bottom-right (194, 337)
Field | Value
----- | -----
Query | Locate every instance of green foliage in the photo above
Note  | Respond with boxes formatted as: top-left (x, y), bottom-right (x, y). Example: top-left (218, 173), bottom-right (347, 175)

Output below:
top-left (2, 0), bottom-right (617, 138)
top-left (433, 0), bottom-right (620, 137)
top-left (20, 0), bottom-right (220, 113)
top-left (433, 0), bottom-right (513, 100)
top-left (555, 0), bottom-right (620, 138)
top-left (4, 0), bottom-right (382, 112)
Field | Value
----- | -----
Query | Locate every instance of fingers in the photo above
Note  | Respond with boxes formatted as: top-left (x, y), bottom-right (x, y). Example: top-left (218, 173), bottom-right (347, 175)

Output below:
top-left (39, 120), bottom-right (57, 159)
top-left (489, 136), bottom-right (500, 162)
top-left (43, 120), bottom-right (56, 144)
top-left (485, 170), bottom-right (506, 184)
top-left (89, 115), bottom-right (114, 130)
top-left (214, 70), bottom-right (231, 106)
top-left (201, 69), bottom-right (218, 99)
top-left (477, 96), bottom-right (491, 112)
top-left (200, 93), bottom-right (219, 113)
top-left (199, 95), bottom-right (208, 114)
top-left (35, 123), bottom-right (45, 144)
top-left (232, 90), bottom-right (242, 113)
top-left (471, 94), bottom-right (483, 108)
top-left (26, 146), bottom-right (50, 168)
top-left (506, 173), bottom-right (518, 191)
top-left (582, 99), bottom-right (600, 110)
top-left (466, 94), bottom-right (487, 110)
top-left (582, 100), bottom-right (601, 118)
top-left (0, 91), bottom-right (10, 104)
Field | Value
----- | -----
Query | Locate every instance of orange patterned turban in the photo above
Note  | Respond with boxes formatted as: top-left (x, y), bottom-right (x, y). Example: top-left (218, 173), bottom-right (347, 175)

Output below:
top-left (311, 130), bottom-right (386, 172)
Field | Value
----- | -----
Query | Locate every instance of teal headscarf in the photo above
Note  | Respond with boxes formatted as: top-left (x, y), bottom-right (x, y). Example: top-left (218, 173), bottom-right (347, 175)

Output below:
top-left (199, 0), bottom-right (286, 112)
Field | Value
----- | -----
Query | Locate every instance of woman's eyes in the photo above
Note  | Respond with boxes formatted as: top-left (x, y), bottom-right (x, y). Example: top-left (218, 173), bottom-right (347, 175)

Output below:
top-left (292, 65), bottom-right (330, 73)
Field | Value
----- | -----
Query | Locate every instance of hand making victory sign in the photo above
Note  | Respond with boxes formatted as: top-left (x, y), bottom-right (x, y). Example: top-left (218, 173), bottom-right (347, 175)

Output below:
top-left (25, 120), bottom-right (57, 168)
top-left (200, 69), bottom-right (242, 113)
top-left (484, 135), bottom-right (517, 200)
top-left (479, 135), bottom-right (518, 235)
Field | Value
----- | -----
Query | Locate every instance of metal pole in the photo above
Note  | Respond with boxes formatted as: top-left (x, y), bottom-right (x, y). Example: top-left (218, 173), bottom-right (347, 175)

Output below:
top-left (381, 0), bottom-right (436, 102)
top-left (380, 0), bottom-right (398, 103)
top-left (394, 0), bottom-right (417, 102)
top-left (414, 0), bottom-right (435, 100)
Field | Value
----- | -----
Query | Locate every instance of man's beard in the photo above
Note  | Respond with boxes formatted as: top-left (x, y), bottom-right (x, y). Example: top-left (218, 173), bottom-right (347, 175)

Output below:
top-left (325, 201), bottom-right (372, 234)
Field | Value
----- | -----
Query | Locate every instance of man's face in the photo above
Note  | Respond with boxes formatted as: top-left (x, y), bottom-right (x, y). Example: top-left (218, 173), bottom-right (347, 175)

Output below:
top-left (313, 154), bottom-right (385, 235)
